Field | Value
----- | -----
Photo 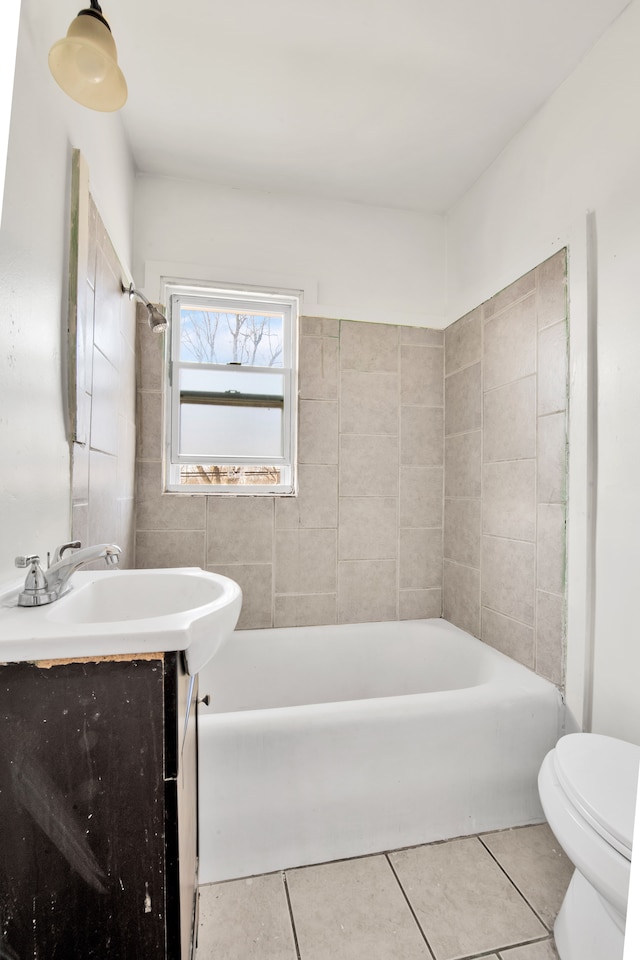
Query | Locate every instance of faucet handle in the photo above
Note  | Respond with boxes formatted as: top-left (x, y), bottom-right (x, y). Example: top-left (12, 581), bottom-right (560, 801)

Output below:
top-left (15, 555), bottom-right (41, 568)
top-left (51, 540), bottom-right (82, 564)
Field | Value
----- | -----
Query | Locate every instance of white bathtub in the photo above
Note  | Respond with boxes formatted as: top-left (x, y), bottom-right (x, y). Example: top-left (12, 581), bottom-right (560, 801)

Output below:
top-left (197, 618), bottom-right (564, 883)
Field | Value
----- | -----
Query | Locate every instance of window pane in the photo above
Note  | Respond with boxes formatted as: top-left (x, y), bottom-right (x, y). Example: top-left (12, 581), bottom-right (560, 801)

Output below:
top-left (180, 368), bottom-right (284, 399)
top-left (180, 465), bottom-right (283, 486)
top-left (179, 402), bottom-right (283, 459)
top-left (179, 305), bottom-right (284, 367)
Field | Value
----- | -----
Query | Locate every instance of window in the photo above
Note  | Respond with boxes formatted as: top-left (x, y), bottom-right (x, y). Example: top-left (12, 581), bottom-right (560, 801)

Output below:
top-left (164, 284), bottom-right (298, 494)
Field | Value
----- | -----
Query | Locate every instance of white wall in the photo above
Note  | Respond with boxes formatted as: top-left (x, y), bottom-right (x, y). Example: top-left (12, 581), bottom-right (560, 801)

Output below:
top-left (0, 0), bottom-right (134, 582)
top-left (446, 0), bottom-right (640, 743)
top-left (134, 176), bottom-right (445, 328)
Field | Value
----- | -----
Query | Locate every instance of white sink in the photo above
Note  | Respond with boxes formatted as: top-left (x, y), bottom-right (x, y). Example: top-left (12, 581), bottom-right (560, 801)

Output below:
top-left (0, 567), bottom-right (242, 675)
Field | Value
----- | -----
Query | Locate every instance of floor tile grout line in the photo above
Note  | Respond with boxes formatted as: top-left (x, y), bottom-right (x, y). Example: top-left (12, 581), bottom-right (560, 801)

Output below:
top-left (384, 853), bottom-right (437, 960)
top-left (281, 870), bottom-right (302, 960)
top-left (477, 835), bottom-right (552, 933)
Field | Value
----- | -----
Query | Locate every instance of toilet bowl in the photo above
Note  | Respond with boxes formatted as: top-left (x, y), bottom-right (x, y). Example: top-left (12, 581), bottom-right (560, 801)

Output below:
top-left (538, 733), bottom-right (640, 960)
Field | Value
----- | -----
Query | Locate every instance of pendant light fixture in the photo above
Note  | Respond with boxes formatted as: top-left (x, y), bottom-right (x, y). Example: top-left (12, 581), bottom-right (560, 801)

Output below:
top-left (49, 0), bottom-right (127, 112)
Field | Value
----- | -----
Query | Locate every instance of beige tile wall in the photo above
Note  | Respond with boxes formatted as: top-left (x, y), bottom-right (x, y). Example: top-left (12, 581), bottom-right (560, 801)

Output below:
top-left (134, 316), bottom-right (444, 629)
top-left (443, 250), bottom-right (568, 684)
top-left (71, 193), bottom-right (136, 566)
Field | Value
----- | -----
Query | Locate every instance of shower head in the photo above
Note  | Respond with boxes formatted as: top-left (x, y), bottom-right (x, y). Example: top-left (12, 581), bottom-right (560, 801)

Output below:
top-left (123, 282), bottom-right (168, 333)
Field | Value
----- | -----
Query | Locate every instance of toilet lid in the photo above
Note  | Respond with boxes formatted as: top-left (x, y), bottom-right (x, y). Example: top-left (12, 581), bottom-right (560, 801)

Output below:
top-left (554, 733), bottom-right (640, 859)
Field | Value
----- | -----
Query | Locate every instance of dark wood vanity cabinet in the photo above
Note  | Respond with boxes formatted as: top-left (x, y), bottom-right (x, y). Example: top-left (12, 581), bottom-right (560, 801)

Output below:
top-left (0, 651), bottom-right (198, 960)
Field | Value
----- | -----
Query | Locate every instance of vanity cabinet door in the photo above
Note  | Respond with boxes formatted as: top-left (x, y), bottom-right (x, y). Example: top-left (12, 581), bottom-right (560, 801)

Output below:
top-left (0, 656), bottom-right (175, 959)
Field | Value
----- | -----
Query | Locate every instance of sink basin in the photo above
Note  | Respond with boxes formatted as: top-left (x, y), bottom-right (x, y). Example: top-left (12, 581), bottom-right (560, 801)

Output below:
top-left (0, 567), bottom-right (242, 675)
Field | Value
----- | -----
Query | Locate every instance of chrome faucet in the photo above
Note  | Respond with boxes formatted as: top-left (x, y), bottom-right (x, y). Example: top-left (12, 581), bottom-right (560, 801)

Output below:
top-left (15, 541), bottom-right (121, 607)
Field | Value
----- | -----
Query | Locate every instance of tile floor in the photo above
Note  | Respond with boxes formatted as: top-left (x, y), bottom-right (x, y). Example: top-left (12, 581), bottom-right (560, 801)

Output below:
top-left (195, 823), bottom-right (574, 960)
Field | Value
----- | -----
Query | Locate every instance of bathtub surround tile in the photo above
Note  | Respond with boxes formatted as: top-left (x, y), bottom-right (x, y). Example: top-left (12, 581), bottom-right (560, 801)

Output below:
top-left (399, 527), bottom-right (442, 590)
top-left (482, 267), bottom-right (537, 322)
top-left (483, 294), bottom-right (537, 392)
top-left (340, 371), bottom-right (399, 435)
top-left (275, 529), bottom-right (337, 595)
top-left (400, 406), bottom-right (444, 466)
top-left (481, 607), bottom-right (535, 669)
top-left (301, 316), bottom-right (339, 338)
top-left (274, 593), bottom-right (337, 628)
top-left (444, 431), bottom-right (481, 499)
top-left (400, 344), bottom-right (443, 406)
top-left (136, 390), bottom-right (163, 460)
top-left (444, 362), bottom-right (482, 437)
top-left (443, 560), bottom-right (480, 637)
top-left (444, 307), bottom-right (481, 375)
top-left (90, 347), bottom-right (119, 455)
top-left (536, 591), bottom-right (565, 684)
top-left (209, 563), bottom-right (273, 629)
top-left (400, 325), bottom-right (443, 346)
top-left (136, 310), bottom-right (164, 391)
top-left (207, 497), bottom-right (274, 565)
top-left (299, 334), bottom-right (339, 400)
top-left (444, 498), bottom-right (481, 567)
top-left (298, 400), bottom-right (339, 464)
top-left (275, 464), bottom-right (338, 529)
top-left (399, 465), bottom-right (443, 528)
top-left (536, 504), bottom-right (566, 596)
top-left (484, 377), bottom-right (536, 462)
top-left (537, 413), bottom-right (567, 504)
top-left (482, 537), bottom-right (535, 625)
top-left (136, 529), bottom-right (206, 569)
top-left (390, 836), bottom-right (546, 960)
top-left (197, 875), bottom-right (297, 960)
top-left (340, 320), bottom-right (399, 373)
top-left (399, 588), bottom-right (442, 620)
top-left (286, 856), bottom-right (431, 960)
top-left (339, 498), bottom-right (397, 560)
top-left (537, 322), bottom-right (568, 417)
top-left (338, 560), bottom-right (397, 623)
top-left (136, 460), bottom-right (206, 531)
top-left (483, 460), bottom-right (536, 541)
top-left (339, 434), bottom-right (399, 497)
top-left (536, 250), bottom-right (567, 329)
top-left (481, 824), bottom-right (573, 930)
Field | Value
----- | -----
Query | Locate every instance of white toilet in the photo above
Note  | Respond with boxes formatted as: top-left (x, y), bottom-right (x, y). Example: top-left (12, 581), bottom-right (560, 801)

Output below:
top-left (538, 733), bottom-right (640, 960)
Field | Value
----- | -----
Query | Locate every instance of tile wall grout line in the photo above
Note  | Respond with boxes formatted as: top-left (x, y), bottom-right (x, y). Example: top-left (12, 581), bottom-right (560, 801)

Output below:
top-left (384, 853), bottom-right (437, 960)
top-left (281, 871), bottom-right (302, 960)
top-left (476, 835), bottom-right (552, 933)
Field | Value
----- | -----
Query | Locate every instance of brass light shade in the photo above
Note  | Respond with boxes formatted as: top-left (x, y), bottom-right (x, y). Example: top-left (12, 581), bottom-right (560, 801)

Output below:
top-left (48, 2), bottom-right (127, 112)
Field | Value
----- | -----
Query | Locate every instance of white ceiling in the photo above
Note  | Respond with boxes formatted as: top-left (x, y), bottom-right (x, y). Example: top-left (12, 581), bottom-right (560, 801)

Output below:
top-left (106, 0), bottom-right (631, 214)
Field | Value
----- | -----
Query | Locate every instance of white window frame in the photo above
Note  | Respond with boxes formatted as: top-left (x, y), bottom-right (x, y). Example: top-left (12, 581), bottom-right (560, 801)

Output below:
top-left (163, 281), bottom-right (299, 495)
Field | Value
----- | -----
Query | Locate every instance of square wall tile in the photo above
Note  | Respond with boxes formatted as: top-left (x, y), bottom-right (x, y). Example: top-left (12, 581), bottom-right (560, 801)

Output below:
top-left (286, 856), bottom-right (430, 960)
top-left (209, 563), bottom-right (272, 629)
top-left (400, 406), bottom-right (443, 466)
top-left (444, 431), bottom-right (481, 499)
top-left (537, 503), bottom-right (566, 596)
top-left (483, 267), bottom-right (536, 321)
top-left (339, 498), bottom-right (397, 560)
top-left (301, 316), bottom-right (339, 338)
top-left (207, 496), bottom-right (274, 565)
top-left (136, 312), bottom-right (165, 391)
top-left (399, 465), bottom-right (443, 528)
top-left (399, 588), bottom-right (442, 620)
top-left (340, 435), bottom-right (399, 497)
top-left (538, 413), bottom-right (567, 504)
top-left (390, 837), bottom-right (545, 960)
top-left (340, 320), bottom-right (398, 372)
top-left (338, 560), bottom-right (397, 622)
top-left (136, 460), bottom-right (205, 531)
top-left (340, 371), bottom-right (399, 435)
top-left (275, 528), bottom-right (337, 594)
top-left (299, 400), bottom-right (339, 464)
top-left (445, 307), bottom-right (481, 375)
top-left (91, 348), bottom-right (119, 455)
top-left (444, 362), bottom-right (481, 437)
top-left (536, 249), bottom-right (567, 329)
top-left (276, 463), bottom-right (338, 529)
top-left (483, 293), bottom-right (537, 392)
top-left (481, 606), bottom-right (534, 669)
top-left (483, 459), bottom-right (536, 541)
top-left (484, 377), bottom-right (536, 462)
top-left (136, 391), bottom-right (163, 460)
top-left (274, 593), bottom-right (337, 628)
top-left (538, 321), bottom-right (568, 416)
top-left (444, 498), bottom-right (481, 567)
top-left (135, 529), bottom-right (205, 569)
top-left (482, 537), bottom-right (535, 625)
top-left (400, 326), bottom-right (443, 345)
top-left (87, 449), bottom-right (118, 546)
top-left (400, 344), bottom-right (443, 406)
top-left (399, 527), bottom-right (442, 590)
top-left (299, 334), bottom-right (339, 400)
top-left (443, 560), bottom-right (480, 637)
top-left (536, 590), bottom-right (565, 684)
